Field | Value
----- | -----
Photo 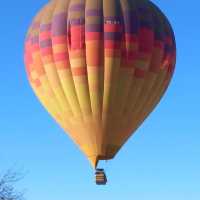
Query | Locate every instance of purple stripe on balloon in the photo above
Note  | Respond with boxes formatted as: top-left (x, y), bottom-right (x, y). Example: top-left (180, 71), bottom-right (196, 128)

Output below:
top-left (40, 24), bottom-right (51, 32)
top-left (140, 20), bottom-right (153, 29)
top-left (152, 15), bottom-right (164, 40)
top-left (164, 45), bottom-right (173, 53)
top-left (163, 24), bottom-right (171, 36)
top-left (40, 39), bottom-right (52, 48)
top-left (86, 9), bottom-right (103, 17)
top-left (153, 15), bottom-right (162, 28)
top-left (122, 12), bottom-right (139, 33)
top-left (104, 16), bottom-right (122, 23)
top-left (154, 28), bottom-right (164, 40)
top-left (69, 18), bottom-right (85, 25)
top-left (104, 32), bottom-right (122, 40)
top-left (138, 6), bottom-right (149, 15)
top-left (31, 36), bottom-right (39, 44)
top-left (70, 4), bottom-right (85, 12)
top-left (52, 13), bottom-right (67, 36)
top-left (85, 24), bottom-right (103, 32)
top-left (31, 22), bottom-right (40, 30)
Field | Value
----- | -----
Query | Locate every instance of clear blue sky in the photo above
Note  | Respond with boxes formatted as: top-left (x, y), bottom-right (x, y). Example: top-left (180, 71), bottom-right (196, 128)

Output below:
top-left (0, 0), bottom-right (199, 199)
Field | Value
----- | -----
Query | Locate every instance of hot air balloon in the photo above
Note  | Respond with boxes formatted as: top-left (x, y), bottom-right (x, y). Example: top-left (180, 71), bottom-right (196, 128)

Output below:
top-left (24, 0), bottom-right (176, 185)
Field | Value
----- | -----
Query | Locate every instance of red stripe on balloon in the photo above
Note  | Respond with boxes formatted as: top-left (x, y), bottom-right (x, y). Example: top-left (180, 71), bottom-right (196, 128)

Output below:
top-left (31, 44), bottom-right (40, 52)
top-left (54, 52), bottom-right (68, 62)
top-left (105, 40), bottom-right (121, 49)
top-left (85, 32), bottom-right (102, 40)
top-left (154, 40), bottom-right (164, 49)
top-left (52, 36), bottom-right (67, 44)
top-left (124, 34), bottom-right (138, 43)
top-left (134, 68), bottom-right (146, 78)
top-left (41, 47), bottom-right (52, 56)
top-left (104, 24), bottom-right (122, 32)
top-left (40, 31), bottom-right (51, 40)
top-left (139, 28), bottom-right (154, 53)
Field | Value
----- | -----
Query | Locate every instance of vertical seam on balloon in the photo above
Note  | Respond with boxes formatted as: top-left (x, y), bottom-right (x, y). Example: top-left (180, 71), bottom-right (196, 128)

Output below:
top-left (130, 5), bottom-right (166, 124)
top-left (84, 0), bottom-right (105, 158)
top-left (51, 1), bottom-right (83, 121)
top-left (39, 3), bottom-right (74, 125)
top-left (28, 10), bottom-right (68, 128)
top-left (117, 0), bottom-right (138, 119)
top-left (117, 73), bottom-right (170, 150)
top-left (122, 0), bottom-right (154, 123)
top-left (136, 24), bottom-right (176, 128)
top-left (67, 0), bottom-right (96, 159)
top-left (101, 0), bottom-right (123, 159)
top-left (83, 0), bottom-right (93, 117)
top-left (113, 0), bottom-right (130, 117)
top-left (116, 72), bottom-right (169, 152)
top-left (104, 0), bottom-right (125, 158)
top-left (125, 9), bottom-right (176, 144)
top-left (67, 0), bottom-right (92, 120)
top-left (120, 0), bottom-right (140, 117)
top-left (83, 0), bottom-right (99, 158)
top-left (66, 9), bottom-right (84, 119)
top-left (125, 4), bottom-right (161, 133)
top-left (31, 13), bottom-right (65, 121)
top-left (49, 4), bottom-right (75, 121)
top-left (100, 0), bottom-right (107, 158)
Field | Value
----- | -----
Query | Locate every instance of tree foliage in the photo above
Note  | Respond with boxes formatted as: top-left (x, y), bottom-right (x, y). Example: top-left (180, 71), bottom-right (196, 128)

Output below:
top-left (0, 170), bottom-right (24, 200)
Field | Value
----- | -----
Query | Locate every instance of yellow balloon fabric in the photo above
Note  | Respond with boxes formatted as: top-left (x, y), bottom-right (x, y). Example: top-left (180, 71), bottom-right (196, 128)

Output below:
top-left (24, 0), bottom-right (176, 168)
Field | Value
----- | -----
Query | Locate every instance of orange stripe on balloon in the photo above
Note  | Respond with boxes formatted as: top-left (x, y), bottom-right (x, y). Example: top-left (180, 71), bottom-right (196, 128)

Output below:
top-left (33, 79), bottom-right (41, 87)
top-left (42, 55), bottom-right (54, 64)
top-left (69, 50), bottom-right (85, 58)
top-left (105, 49), bottom-right (121, 57)
top-left (72, 67), bottom-right (87, 76)
top-left (87, 55), bottom-right (102, 66)
top-left (54, 61), bottom-right (68, 70)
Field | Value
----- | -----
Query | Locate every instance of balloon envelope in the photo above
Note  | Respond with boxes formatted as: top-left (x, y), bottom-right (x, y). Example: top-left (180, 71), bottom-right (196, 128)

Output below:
top-left (24, 0), bottom-right (176, 168)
